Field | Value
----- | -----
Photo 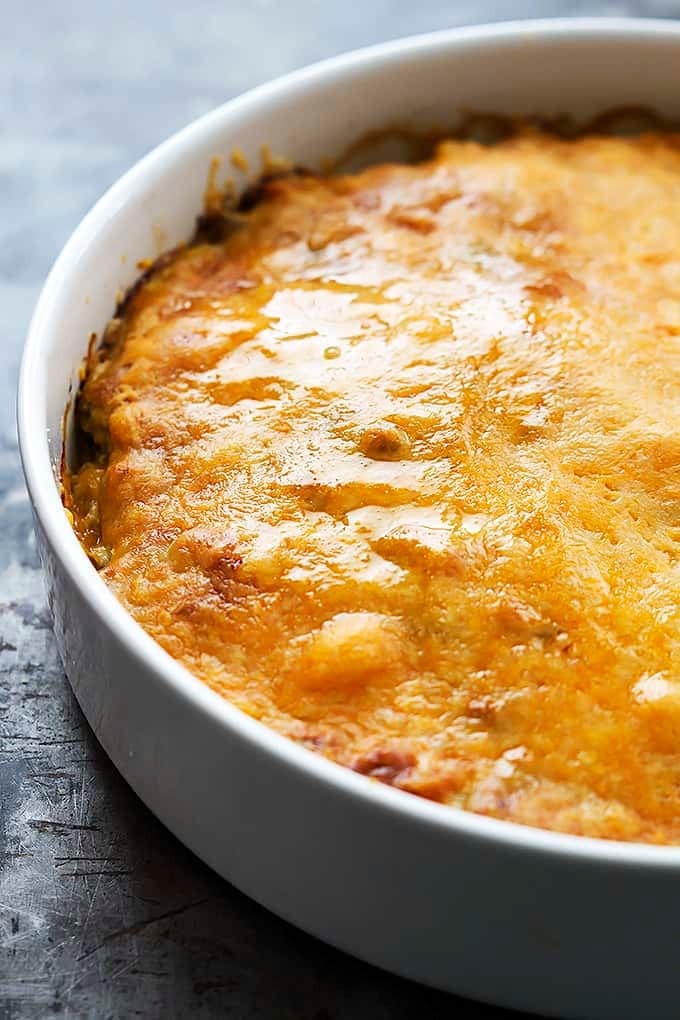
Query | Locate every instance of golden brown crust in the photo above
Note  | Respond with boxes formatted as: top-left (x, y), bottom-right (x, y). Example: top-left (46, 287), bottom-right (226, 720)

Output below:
top-left (66, 129), bottom-right (680, 843)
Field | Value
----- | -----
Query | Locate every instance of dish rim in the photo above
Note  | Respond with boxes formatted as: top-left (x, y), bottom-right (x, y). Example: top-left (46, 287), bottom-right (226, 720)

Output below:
top-left (18, 15), bottom-right (680, 869)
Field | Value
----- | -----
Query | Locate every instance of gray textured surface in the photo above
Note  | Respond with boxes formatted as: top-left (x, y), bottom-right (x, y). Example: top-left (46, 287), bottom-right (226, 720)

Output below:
top-left (2, 3), bottom-right (679, 1017)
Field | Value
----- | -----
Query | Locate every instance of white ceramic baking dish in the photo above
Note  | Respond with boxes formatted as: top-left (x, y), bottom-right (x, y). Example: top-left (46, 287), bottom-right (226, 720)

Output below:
top-left (18, 19), bottom-right (680, 1019)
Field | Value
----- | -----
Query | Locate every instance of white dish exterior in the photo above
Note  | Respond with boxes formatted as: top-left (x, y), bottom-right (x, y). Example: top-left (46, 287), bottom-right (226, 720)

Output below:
top-left (18, 20), bottom-right (680, 1019)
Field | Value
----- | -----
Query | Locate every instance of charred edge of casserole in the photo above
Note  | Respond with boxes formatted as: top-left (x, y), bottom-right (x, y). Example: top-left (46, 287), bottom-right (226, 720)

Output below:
top-left (67, 248), bottom-right (186, 474)
top-left (64, 249), bottom-right (182, 479)
top-left (460, 106), bottom-right (680, 139)
top-left (330, 106), bottom-right (680, 171)
top-left (63, 104), bottom-right (680, 560)
top-left (193, 166), bottom-right (313, 245)
top-left (112, 247), bottom-right (184, 322)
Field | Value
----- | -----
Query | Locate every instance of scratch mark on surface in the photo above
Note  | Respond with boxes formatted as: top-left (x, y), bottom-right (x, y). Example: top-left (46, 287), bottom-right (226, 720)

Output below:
top-left (26, 771), bottom-right (75, 779)
top-left (59, 870), bottom-right (133, 878)
top-left (28, 763), bottom-right (57, 812)
top-left (2, 735), bottom-right (85, 745)
top-left (0, 925), bottom-right (40, 951)
top-left (0, 901), bottom-right (46, 929)
top-left (27, 819), bottom-right (99, 835)
top-left (193, 978), bottom-right (240, 995)
top-left (77, 896), bottom-right (217, 962)
top-left (108, 957), bottom-right (138, 981)
top-left (54, 856), bottom-right (121, 865)
top-left (77, 841), bottom-right (113, 960)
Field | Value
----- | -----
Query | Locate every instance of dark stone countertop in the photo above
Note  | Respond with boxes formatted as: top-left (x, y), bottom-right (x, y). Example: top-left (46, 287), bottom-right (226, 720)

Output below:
top-left (2, 2), bottom-right (678, 1017)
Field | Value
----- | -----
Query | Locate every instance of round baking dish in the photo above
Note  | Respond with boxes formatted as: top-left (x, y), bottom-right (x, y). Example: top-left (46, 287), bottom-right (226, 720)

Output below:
top-left (18, 19), bottom-right (680, 1019)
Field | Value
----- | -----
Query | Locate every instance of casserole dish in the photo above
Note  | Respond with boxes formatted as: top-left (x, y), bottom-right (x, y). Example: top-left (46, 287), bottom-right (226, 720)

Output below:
top-left (18, 19), bottom-right (680, 1019)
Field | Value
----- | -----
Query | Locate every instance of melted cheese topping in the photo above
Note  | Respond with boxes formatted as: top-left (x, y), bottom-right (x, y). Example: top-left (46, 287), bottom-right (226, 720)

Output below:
top-left (68, 131), bottom-right (680, 843)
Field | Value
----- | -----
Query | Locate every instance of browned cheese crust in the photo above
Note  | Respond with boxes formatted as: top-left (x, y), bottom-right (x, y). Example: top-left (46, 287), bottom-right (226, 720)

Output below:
top-left (67, 130), bottom-right (680, 843)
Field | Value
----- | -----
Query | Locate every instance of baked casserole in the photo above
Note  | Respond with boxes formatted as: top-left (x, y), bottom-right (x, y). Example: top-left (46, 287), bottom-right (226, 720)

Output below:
top-left (65, 127), bottom-right (680, 843)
